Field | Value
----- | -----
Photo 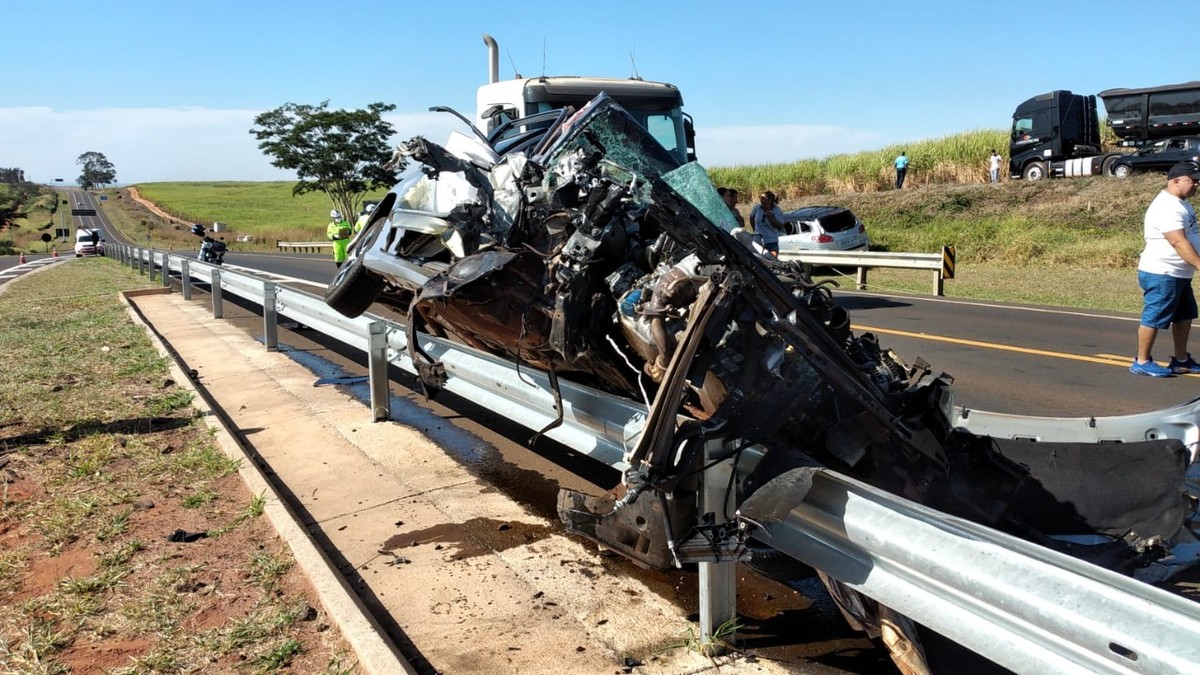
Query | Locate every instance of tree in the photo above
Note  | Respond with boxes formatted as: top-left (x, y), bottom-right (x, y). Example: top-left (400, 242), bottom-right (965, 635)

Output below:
top-left (0, 167), bottom-right (26, 184)
top-left (250, 101), bottom-right (401, 222)
top-left (77, 152), bottom-right (117, 190)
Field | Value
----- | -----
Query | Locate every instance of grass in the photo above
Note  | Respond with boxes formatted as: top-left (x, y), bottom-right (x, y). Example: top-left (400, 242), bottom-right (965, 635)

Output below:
top-left (709, 128), bottom-right (1011, 199)
top-left (116, 181), bottom-right (389, 251)
top-left (0, 259), bottom-right (358, 673)
top-left (672, 617), bottom-right (742, 658)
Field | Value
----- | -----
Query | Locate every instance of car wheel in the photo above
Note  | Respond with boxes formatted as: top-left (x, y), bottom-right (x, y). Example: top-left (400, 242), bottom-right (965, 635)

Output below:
top-left (324, 219), bottom-right (385, 318)
top-left (1022, 162), bottom-right (1046, 181)
top-left (1112, 163), bottom-right (1132, 179)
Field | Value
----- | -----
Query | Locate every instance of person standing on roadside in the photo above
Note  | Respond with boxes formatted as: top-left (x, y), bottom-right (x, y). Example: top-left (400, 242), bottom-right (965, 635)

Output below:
top-left (748, 191), bottom-right (786, 256)
top-left (1131, 161), bottom-right (1200, 377)
top-left (718, 187), bottom-right (746, 231)
top-left (989, 150), bottom-right (1003, 184)
top-left (894, 151), bottom-right (909, 189)
top-left (354, 203), bottom-right (376, 235)
top-left (326, 209), bottom-right (352, 268)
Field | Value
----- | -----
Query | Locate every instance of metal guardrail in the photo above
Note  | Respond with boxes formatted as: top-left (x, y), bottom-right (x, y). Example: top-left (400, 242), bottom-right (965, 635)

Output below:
top-left (116, 242), bottom-right (1200, 672)
top-left (778, 246), bottom-right (956, 296)
top-left (276, 240), bottom-right (333, 253)
top-left (741, 468), bottom-right (1200, 675)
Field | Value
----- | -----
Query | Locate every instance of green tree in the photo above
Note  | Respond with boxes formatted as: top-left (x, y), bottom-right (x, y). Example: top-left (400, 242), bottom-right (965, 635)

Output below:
top-left (250, 101), bottom-right (401, 222)
top-left (77, 151), bottom-right (117, 190)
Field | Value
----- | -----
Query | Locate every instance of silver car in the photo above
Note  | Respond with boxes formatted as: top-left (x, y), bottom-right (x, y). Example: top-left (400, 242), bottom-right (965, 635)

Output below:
top-left (777, 206), bottom-right (869, 252)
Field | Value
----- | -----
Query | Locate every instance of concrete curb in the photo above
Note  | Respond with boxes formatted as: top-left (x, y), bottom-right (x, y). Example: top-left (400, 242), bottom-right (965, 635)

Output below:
top-left (120, 287), bottom-right (416, 675)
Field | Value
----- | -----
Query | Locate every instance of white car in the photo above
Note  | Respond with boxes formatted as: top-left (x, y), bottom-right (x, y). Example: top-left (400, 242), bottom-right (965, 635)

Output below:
top-left (777, 206), bottom-right (869, 252)
top-left (73, 228), bottom-right (105, 257)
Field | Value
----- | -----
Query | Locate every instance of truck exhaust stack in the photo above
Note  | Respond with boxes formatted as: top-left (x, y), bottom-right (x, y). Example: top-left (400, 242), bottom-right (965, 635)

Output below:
top-left (482, 33), bottom-right (499, 84)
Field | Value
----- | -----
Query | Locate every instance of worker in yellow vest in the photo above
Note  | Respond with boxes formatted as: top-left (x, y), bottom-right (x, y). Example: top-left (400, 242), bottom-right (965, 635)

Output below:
top-left (326, 209), bottom-right (352, 267)
top-left (354, 202), bottom-right (376, 234)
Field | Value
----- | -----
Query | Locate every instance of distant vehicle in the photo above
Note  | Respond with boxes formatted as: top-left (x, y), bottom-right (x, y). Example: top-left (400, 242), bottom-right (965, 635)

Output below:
top-left (776, 206), bottom-right (869, 253)
top-left (73, 228), bottom-right (104, 257)
top-left (1009, 82), bottom-right (1200, 180)
top-left (1109, 137), bottom-right (1200, 178)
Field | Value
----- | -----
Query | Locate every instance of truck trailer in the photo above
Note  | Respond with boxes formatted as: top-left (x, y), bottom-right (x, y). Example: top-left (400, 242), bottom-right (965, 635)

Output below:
top-left (1009, 81), bottom-right (1200, 180)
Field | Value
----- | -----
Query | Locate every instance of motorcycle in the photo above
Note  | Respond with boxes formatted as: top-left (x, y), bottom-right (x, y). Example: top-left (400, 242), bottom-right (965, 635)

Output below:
top-left (191, 224), bottom-right (226, 265)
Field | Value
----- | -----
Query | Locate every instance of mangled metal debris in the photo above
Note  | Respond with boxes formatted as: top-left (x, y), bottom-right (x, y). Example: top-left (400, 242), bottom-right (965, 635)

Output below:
top-left (325, 92), bottom-right (1199, 668)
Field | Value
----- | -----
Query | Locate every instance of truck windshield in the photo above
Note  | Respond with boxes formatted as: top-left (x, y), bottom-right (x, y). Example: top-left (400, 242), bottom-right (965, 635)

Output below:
top-left (1012, 116), bottom-right (1034, 138)
top-left (530, 102), bottom-right (688, 164)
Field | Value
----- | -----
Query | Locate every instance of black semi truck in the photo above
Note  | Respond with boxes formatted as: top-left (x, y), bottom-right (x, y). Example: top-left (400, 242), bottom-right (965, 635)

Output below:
top-left (1009, 81), bottom-right (1200, 180)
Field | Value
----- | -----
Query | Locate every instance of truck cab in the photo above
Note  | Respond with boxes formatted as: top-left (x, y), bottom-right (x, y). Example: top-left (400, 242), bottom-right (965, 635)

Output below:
top-left (1009, 90), bottom-right (1103, 180)
top-left (476, 35), bottom-right (695, 165)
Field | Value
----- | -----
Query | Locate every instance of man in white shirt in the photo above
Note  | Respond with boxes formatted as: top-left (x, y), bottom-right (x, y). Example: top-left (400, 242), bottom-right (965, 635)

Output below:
top-left (1132, 161), bottom-right (1200, 376)
top-left (988, 150), bottom-right (1002, 184)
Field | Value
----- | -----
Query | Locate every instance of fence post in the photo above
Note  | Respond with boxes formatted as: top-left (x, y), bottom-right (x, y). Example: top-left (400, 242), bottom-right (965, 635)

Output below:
top-left (211, 268), bottom-right (223, 319)
top-left (263, 283), bottom-right (278, 351)
top-left (181, 259), bottom-right (191, 300)
top-left (368, 321), bottom-right (391, 422)
top-left (699, 438), bottom-right (737, 651)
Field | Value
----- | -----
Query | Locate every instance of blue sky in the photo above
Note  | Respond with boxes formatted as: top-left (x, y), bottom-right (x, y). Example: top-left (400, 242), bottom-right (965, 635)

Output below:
top-left (3, 0), bottom-right (1192, 184)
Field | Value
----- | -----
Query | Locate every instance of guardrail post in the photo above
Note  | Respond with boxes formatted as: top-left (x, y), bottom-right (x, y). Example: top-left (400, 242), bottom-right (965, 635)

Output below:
top-left (139, 248), bottom-right (147, 276)
top-left (162, 253), bottom-right (171, 287)
top-left (698, 438), bottom-right (736, 651)
top-left (368, 321), bottom-right (392, 422)
top-left (263, 283), bottom-right (278, 351)
top-left (937, 245), bottom-right (955, 297)
top-left (211, 268), bottom-right (223, 319)
top-left (856, 267), bottom-right (868, 290)
top-left (180, 259), bottom-right (191, 300)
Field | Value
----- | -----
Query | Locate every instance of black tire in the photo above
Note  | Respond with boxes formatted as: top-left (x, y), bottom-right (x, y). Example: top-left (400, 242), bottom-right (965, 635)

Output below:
top-left (1022, 162), bottom-right (1046, 181)
top-left (1101, 155), bottom-right (1118, 177)
top-left (324, 220), bottom-right (385, 318)
top-left (1112, 163), bottom-right (1133, 179)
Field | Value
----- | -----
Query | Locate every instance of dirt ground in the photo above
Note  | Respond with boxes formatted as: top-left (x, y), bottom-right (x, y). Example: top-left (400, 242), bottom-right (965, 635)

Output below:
top-left (0, 263), bottom-right (361, 674)
top-left (0, 420), bottom-right (360, 674)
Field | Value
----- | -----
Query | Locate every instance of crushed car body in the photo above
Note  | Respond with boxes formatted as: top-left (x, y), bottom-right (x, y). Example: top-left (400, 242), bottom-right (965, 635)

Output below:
top-left (325, 92), bottom-right (1200, 665)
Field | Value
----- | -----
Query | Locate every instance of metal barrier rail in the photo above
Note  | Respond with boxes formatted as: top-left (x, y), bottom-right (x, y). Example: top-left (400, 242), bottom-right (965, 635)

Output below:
top-left (741, 468), bottom-right (1200, 675)
top-left (118, 243), bottom-right (1200, 672)
top-left (778, 246), bottom-right (955, 296)
top-left (276, 240), bottom-right (333, 253)
top-left (121, 244), bottom-right (643, 470)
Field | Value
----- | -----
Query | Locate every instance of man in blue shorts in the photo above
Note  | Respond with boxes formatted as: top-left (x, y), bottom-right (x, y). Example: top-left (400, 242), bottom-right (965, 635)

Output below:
top-left (1132, 161), bottom-right (1200, 376)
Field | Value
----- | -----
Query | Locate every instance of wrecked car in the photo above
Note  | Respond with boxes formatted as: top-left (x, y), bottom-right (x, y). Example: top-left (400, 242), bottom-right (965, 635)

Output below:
top-left (325, 93), bottom-right (1199, 668)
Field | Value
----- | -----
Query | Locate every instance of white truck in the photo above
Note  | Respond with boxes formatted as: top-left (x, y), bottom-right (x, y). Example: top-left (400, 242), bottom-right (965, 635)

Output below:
top-left (473, 34), bottom-right (695, 164)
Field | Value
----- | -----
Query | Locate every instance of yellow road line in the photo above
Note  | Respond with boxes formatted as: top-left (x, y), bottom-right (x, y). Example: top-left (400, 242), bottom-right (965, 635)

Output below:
top-left (853, 324), bottom-right (1129, 367)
